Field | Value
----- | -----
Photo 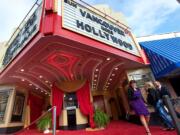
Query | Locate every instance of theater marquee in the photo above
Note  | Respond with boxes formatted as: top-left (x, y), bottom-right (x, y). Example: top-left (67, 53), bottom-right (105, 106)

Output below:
top-left (62, 0), bottom-right (140, 56)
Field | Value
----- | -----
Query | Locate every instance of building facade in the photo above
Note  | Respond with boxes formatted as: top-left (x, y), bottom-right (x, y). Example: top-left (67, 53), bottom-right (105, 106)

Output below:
top-left (0, 0), bottom-right (157, 134)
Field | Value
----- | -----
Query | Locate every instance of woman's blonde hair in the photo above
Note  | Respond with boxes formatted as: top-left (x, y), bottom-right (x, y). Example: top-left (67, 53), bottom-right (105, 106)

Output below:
top-left (144, 81), bottom-right (155, 89)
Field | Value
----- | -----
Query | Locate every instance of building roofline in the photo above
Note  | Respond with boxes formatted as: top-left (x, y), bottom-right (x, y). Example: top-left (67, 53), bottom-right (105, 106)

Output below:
top-left (136, 32), bottom-right (180, 42)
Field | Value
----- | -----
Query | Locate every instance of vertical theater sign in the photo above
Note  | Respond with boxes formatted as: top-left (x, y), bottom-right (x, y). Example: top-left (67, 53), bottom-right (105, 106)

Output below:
top-left (62, 0), bottom-right (140, 56)
top-left (2, 3), bottom-right (43, 66)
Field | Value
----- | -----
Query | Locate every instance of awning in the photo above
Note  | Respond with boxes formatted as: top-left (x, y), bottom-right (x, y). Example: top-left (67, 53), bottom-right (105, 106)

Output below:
top-left (140, 37), bottom-right (180, 78)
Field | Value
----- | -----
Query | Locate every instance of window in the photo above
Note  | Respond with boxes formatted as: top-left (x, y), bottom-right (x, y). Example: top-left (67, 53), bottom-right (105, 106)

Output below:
top-left (0, 90), bottom-right (11, 123)
top-left (11, 92), bottom-right (25, 122)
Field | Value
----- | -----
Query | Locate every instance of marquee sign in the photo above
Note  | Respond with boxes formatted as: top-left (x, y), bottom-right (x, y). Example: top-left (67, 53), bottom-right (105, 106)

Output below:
top-left (62, 0), bottom-right (140, 56)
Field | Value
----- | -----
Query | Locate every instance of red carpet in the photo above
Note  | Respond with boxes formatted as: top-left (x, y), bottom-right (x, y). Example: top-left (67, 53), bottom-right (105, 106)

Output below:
top-left (17, 121), bottom-right (177, 135)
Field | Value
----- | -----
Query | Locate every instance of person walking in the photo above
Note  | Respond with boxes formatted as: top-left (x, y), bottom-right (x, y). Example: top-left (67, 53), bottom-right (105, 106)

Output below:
top-left (128, 80), bottom-right (151, 135)
top-left (145, 82), bottom-right (174, 131)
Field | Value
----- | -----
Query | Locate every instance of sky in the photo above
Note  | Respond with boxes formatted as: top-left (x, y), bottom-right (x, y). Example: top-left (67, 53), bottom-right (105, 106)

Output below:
top-left (0, 0), bottom-right (180, 42)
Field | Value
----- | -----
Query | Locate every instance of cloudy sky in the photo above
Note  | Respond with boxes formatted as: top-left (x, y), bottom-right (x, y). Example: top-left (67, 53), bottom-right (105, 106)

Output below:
top-left (0, 0), bottom-right (180, 42)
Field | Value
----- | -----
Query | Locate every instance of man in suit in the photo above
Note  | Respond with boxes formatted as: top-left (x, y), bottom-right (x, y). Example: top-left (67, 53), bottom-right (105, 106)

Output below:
top-left (154, 81), bottom-right (180, 129)
top-left (154, 81), bottom-right (171, 99)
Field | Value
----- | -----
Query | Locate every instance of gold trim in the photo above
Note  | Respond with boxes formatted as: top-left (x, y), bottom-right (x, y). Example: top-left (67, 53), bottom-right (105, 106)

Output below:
top-left (129, 32), bottom-right (142, 57)
top-left (53, 0), bottom-right (58, 13)
top-left (62, 0), bottom-right (64, 27)
top-left (55, 79), bottom-right (86, 92)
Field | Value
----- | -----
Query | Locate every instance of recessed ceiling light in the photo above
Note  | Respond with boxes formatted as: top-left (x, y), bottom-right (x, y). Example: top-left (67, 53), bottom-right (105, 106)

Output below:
top-left (39, 75), bottom-right (43, 78)
top-left (112, 74), bottom-right (115, 76)
top-left (50, 84), bottom-right (53, 87)
top-left (21, 79), bottom-right (25, 82)
top-left (94, 75), bottom-right (98, 77)
top-left (20, 69), bottom-right (24, 72)
top-left (29, 83), bottom-right (32, 86)
top-left (45, 80), bottom-right (49, 83)
top-left (109, 78), bottom-right (112, 81)
top-left (95, 69), bottom-right (99, 72)
top-left (94, 80), bottom-right (97, 82)
top-left (107, 82), bottom-right (110, 85)
top-left (41, 90), bottom-right (43, 93)
top-left (35, 87), bottom-right (38, 90)
top-left (45, 93), bottom-right (47, 95)
top-left (106, 57), bottom-right (111, 61)
top-left (115, 67), bottom-right (118, 70)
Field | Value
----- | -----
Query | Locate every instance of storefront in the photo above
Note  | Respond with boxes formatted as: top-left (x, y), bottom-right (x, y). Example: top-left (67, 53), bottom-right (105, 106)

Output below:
top-left (0, 0), bottom-right (150, 134)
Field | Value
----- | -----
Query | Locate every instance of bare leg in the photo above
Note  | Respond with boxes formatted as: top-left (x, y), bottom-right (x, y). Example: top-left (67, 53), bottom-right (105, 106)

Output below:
top-left (140, 115), bottom-right (151, 135)
top-left (145, 116), bottom-right (150, 124)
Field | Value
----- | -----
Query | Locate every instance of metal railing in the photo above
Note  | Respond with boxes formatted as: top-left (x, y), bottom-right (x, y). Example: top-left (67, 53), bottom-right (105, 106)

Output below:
top-left (14, 106), bottom-right (57, 135)
top-left (163, 96), bottom-right (180, 135)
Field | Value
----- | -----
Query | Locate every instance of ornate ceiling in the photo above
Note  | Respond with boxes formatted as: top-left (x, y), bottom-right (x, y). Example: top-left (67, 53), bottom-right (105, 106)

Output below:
top-left (0, 35), bottom-right (145, 96)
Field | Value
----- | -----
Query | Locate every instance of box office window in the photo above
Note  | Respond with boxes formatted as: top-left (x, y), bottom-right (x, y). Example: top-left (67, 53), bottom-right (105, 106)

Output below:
top-left (64, 92), bottom-right (78, 110)
top-left (0, 90), bottom-right (11, 123)
top-left (11, 92), bottom-right (25, 122)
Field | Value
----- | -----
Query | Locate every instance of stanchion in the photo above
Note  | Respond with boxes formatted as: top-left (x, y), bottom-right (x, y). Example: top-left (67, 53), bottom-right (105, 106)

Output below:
top-left (163, 95), bottom-right (180, 135)
top-left (52, 106), bottom-right (56, 135)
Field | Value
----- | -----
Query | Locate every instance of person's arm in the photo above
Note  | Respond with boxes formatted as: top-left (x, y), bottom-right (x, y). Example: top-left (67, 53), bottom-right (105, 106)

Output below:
top-left (127, 88), bottom-right (133, 100)
top-left (163, 86), bottom-right (171, 98)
